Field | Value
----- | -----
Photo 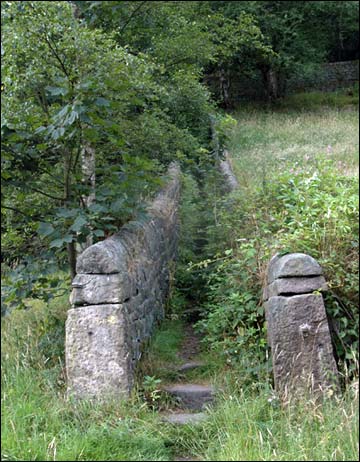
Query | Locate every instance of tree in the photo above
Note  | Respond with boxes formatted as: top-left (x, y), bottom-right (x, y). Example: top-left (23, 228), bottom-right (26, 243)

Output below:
top-left (202, 1), bottom-right (359, 102)
top-left (1, 1), bottom-right (216, 310)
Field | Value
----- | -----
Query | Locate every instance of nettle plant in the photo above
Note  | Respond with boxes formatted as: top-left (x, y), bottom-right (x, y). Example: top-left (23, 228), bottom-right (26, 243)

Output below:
top-left (196, 154), bottom-right (358, 378)
top-left (266, 155), bottom-right (359, 374)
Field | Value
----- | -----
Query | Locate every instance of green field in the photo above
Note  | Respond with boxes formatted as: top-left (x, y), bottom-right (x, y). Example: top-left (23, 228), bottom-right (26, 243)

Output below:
top-left (230, 92), bottom-right (359, 189)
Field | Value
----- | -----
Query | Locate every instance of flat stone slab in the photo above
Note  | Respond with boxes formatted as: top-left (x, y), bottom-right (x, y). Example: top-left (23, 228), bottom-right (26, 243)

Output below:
top-left (268, 253), bottom-right (322, 283)
top-left (70, 273), bottom-right (133, 306)
top-left (177, 361), bottom-right (206, 372)
top-left (263, 276), bottom-right (328, 300)
top-left (161, 412), bottom-right (208, 425)
top-left (163, 383), bottom-right (215, 410)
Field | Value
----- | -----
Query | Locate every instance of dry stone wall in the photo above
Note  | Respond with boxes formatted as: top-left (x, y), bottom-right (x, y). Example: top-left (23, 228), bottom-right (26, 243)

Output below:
top-left (288, 60), bottom-right (359, 93)
top-left (263, 253), bottom-right (339, 398)
top-left (66, 164), bottom-right (181, 399)
top-left (205, 60), bottom-right (359, 103)
top-left (219, 150), bottom-right (239, 192)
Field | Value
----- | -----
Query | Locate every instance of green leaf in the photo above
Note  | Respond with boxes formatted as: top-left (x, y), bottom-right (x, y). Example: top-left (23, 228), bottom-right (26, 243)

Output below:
top-left (95, 97), bottom-right (110, 107)
top-left (63, 234), bottom-right (74, 243)
top-left (65, 111), bottom-right (78, 125)
top-left (70, 216), bottom-right (87, 232)
top-left (110, 198), bottom-right (124, 213)
top-left (38, 222), bottom-right (55, 237)
top-left (56, 208), bottom-right (78, 219)
top-left (49, 238), bottom-right (65, 248)
top-left (93, 229), bottom-right (105, 237)
top-left (45, 86), bottom-right (68, 96)
top-left (52, 127), bottom-right (65, 140)
top-left (88, 203), bottom-right (107, 213)
top-left (35, 126), bottom-right (47, 134)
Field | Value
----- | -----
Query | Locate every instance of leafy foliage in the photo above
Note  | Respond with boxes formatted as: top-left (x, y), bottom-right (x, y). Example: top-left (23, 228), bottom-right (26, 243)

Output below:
top-left (194, 150), bottom-right (358, 379)
top-left (204, 1), bottom-right (359, 102)
top-left (1, 0), bottom-right (227, 310)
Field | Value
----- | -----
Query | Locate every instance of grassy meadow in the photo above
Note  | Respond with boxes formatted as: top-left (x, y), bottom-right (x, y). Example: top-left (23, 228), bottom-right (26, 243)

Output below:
top-left (229, 91), bottom-right (359, 189)
top-left (1, 90), bottom-right (359, 461)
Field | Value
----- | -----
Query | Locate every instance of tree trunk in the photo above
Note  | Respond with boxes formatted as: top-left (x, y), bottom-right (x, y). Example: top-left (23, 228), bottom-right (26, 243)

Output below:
top-left (219, 66), bottom-right (231, 109)
top-left (81, 141), bottom-right (96, 210)
top-left (67, 242), bottom-right (77, 280)
top-left (64, 148), bottom-right (77, 278)
top-left (261, 65), bottom-right (280, 102)
top-left (77, 140), bottom-right (96, 253)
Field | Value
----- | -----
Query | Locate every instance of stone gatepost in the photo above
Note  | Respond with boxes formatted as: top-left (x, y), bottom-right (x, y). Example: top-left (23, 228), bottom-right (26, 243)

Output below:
top-left (263, 253), bottom-right (338, 398)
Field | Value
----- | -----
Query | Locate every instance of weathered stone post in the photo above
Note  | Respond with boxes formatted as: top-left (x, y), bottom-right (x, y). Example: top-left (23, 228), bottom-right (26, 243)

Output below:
top-left (65, 164), bottom-right (180, 400)
top-left (263, 253), bottom-right (338, 398)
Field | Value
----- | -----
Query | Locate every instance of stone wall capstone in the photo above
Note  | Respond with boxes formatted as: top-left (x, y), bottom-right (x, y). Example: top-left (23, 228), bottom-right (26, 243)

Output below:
top-left (66, 163), bottom-right (181, 399)
top-left (263, 253), bottom-right (339, 398)
top-left (210, 115), bottom-right (239, 192)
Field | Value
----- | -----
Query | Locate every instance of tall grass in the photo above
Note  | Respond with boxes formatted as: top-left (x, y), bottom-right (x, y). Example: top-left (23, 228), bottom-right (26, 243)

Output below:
top-left (200, 388), bottom-right (359, 461)
top-left (1, 298), bottom-right (173, 461)
top-left (230, 92), bottom-right (359, 189)
top-left (2, 284), bottom-right (359, 461)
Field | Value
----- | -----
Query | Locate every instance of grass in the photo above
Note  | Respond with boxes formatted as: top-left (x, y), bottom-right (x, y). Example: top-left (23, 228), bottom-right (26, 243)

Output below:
top-left (136, 319), bottom-right (185, 382)
top-left (1, 292), bottom-right (359, 461)
top-left (229, 90), bottom-right (359, 189)
top-left (199, 389), bottom-right (359, 461)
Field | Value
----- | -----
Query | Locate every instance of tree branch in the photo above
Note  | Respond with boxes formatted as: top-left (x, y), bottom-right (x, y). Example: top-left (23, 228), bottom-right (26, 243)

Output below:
top-left (43, 35), bottom-right (73, 83)
top-left (28, 186), bottom-right (64, 201)
top-left (119, 1), bottom-right (148, 36)
top-left (1, 205), bottom-right (41, 219)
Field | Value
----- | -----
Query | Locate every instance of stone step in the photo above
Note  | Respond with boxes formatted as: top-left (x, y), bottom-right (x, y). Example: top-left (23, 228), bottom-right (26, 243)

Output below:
top-left (162, 383), bottom-right (215, 410)
top-left (173, 455), bottom-right (201, 461)
top-left (161, 412), bottom-right (208, 425)
top-left (177, 361), bottom-right (206, 373)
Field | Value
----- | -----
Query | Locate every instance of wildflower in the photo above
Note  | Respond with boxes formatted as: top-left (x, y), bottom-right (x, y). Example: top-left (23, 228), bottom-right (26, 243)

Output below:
top-left (327, 145), bottom-right (332, 154)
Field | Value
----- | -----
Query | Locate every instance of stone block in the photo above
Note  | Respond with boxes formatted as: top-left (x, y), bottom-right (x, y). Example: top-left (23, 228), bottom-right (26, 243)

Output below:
top-left (162, 384), bottom-right (215, 411)
top-left (70, 273), bottom-right (134, 306)
top-left (263, 276), bottom-right (328, 300)
top-left (66, 304), bottom-right (130, 399)
top-left (265, 294), bottom-right (338, 395)
top-left (76, 237), bottom-right (130, 274)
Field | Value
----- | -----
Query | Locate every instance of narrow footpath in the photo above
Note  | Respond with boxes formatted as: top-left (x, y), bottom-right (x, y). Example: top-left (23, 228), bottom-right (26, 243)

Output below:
top-left (159, 323), bottom-right (216, 461)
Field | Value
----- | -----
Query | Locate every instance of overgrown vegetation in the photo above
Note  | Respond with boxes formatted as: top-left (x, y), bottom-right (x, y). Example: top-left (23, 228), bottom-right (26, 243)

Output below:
top-left (2, 0), bottom-right (359, 311)
top-left (1, 0), bottom-right (359, 460)
top-left (185, 90), bottom-right (359, 384)
top-left (2, 279), bottom-right (358, 461)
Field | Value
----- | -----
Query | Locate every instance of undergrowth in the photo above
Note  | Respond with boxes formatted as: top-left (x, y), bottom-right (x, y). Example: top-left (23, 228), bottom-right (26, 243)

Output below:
top-left (188, 92), bottom-right (359, 383)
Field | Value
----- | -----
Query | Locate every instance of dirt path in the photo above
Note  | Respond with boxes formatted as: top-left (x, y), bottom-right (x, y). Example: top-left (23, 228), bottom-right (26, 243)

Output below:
top-left (178, 323), bottom-right (202, 361)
